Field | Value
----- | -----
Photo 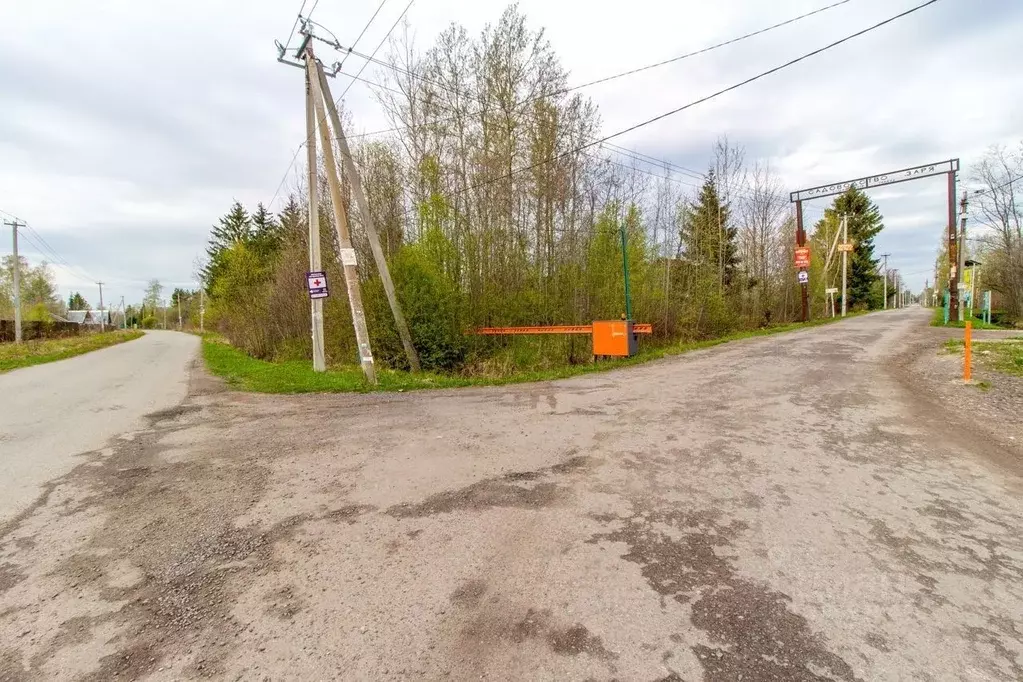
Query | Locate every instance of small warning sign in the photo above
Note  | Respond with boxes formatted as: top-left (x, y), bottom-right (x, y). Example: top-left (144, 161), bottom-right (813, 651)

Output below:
top-left (794, 247), bottom-right (811, 269)
top-left (307, 271), bottom-right (329, 299)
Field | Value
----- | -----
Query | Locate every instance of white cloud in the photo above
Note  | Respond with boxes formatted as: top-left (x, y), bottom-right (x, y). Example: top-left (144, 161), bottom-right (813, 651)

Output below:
top-left (1, 0), bottom-right (1020, 301)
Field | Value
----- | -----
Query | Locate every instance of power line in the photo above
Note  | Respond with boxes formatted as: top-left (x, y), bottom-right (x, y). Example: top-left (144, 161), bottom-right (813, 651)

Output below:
top-left (264, 0), bottom-right (856, 207)
top-left (392, 0), bottom-right (939, 221)
top-left (267, 0), bottom-right (411, 209)
top-left (282, 0), bottom-right (310, 54)
top-left (973, 172), bottom-right (1023, 195)
top-left (335, 0), bottom-right (390, 72)
top-left (329, 0), bottom-right (857, 142)
top-left (579, 0), bottom-right (941, 151)
top-left (336, 0), bottom-right (415, 103)
top-left (0, 208), bottom-right (98, 281)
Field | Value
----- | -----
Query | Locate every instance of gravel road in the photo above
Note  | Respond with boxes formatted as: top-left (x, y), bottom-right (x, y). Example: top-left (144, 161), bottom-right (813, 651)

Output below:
top-left (0, 331), bottom-right (199, 523)
top-left (1, 309), bottom-right (1021, 681)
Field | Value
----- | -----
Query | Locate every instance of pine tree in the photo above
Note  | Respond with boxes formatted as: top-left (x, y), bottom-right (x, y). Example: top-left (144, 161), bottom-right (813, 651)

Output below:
top-left (203, 201), bottom-right (252, 290)
top-left (682, 171), bottom-right (739, 287)
top-left (250, 202), bottom-right (283, 258)
top-left (815, 187), bottom-right (883, 309)
top-left (68, 291), bottom-right (89, 310)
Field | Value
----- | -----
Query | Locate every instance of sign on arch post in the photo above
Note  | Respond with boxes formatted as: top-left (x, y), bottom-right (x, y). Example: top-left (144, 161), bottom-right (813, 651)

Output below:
top-left (789, 159), bottom-right (960, 322)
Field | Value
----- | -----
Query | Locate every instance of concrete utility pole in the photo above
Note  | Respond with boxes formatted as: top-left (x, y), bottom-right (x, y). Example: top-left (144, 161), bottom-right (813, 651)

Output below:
top-left (313, 61), bottom-right (421, 373)
top-left (4, 219), bottom-right (24, 343)
top-left (305, 65), bottom-right (327, 373)
top-left (841, 214), bottom-right (849, 317)
top-left (121, 296), bottom-right (126, 329)
top-left (958, 191), bottom-right (968, 322)
top-left (177, 294), bottom-right (182, 331)
top-left (97, 282), bottom-right (105, 332)
top-left (199, 288), bottom-right (205, 334)
top-left (880, 254), bottom-right (890, 309)
top-left (308, 49), bottom-right (377, 384)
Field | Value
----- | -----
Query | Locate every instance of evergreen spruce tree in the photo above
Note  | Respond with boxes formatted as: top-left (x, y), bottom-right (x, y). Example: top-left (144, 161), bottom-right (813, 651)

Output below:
top-left (250, 202), bottom-right (283, 258)
top-left (682, 171), bottom-right (739, 287)
top-left (814, 187), bottom-right (884, 309)
top-left (203, 201), bottom-right (252, 290)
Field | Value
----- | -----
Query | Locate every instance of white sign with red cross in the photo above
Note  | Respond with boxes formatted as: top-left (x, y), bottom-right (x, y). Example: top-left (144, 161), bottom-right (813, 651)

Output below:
top-left (307, 271), bottom-right (329, 299)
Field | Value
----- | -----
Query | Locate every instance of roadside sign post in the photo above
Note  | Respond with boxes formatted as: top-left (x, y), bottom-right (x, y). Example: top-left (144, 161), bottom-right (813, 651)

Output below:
top-left (307, 271), bottom-right (329, 299)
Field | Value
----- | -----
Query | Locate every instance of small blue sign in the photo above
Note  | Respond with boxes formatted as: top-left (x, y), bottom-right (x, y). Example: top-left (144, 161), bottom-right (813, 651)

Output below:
top-left (307, 271), bottom-right (329, 299)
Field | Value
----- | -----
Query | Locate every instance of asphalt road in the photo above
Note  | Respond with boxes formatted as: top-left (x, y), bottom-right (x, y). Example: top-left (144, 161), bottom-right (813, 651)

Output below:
top-left (0, 331), bottom-right (199, 523)
top-left (1, 310), bottom-right (1021, 681)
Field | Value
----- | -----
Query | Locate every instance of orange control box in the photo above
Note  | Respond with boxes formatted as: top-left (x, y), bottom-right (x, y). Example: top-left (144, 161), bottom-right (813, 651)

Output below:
top-left (592, 320), bottom-right (638, 357)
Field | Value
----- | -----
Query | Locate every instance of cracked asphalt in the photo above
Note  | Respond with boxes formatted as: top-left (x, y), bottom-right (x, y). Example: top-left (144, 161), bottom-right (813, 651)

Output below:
top-left (1, 307), bottom-right (1021, 680)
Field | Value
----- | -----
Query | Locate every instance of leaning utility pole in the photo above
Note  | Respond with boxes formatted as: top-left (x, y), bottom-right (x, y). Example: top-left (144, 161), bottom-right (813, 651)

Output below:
top-left (308, 48), bottom-right (377, 384)
top-left (98, 282), bottom-right (106, 332)
top-left (880, 254), bottom-right (890, 310)
top-left (841, 214), bottom-right (848, 317)
top-left (313, 61), bottom-right (420, 372)
top-left (4, 219), bottom-right (24, 343)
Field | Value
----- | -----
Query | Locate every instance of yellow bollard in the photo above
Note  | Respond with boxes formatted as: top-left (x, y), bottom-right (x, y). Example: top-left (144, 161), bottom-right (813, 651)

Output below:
top-left (963, 321), bottom-right (972, 383)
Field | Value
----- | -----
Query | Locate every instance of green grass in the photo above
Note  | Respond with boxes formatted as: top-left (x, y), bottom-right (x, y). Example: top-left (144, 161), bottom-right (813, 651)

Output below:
top-left (930, 307), bottom-right (1008, 330)
top-left (976, 341), bottom-right (1023, 378)
top-left (942, 337), bottom-right (1023, 378)
top-left (0, 330), bottom-right (144, 373)
top-left (203, 312), bottom-right (868, 394)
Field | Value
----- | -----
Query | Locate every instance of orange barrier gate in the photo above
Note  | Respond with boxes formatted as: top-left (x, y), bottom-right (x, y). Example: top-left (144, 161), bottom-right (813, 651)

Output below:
top-left (472, 321), bottom-right (653, 358)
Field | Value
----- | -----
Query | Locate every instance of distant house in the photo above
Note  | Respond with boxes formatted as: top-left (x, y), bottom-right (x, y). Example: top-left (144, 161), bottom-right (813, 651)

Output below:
top-left (67, 310), bottom-right (110, 326)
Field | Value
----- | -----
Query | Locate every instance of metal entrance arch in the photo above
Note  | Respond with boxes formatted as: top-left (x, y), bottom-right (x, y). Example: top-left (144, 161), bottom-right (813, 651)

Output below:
top-left (789, 159), bottom-right (960, 321)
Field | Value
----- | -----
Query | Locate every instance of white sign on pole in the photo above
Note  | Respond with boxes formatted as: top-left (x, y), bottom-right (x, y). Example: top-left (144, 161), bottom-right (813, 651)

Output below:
top-left (798, 271), bottom-right (810, 284)
top-left (307, 271), bottom-right (329, 299)
top-left (825, 287), bottom-right (839, 294)
top-left (339, 248), bottom-right (358, 266)
top-left (790, 159), bottom-right (959, 203)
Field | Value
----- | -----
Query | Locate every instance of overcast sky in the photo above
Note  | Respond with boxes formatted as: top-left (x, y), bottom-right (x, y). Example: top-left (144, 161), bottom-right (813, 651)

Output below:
top-left (1, 0), bottom-right (1021, 305)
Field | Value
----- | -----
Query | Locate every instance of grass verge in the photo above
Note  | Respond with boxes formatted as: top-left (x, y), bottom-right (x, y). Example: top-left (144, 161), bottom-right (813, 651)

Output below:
top-left (930, 307), bottom-right (1008, 330)
top-left (0, 330), bottom-right (144, 373)
top-left (942, 338), bottom-right (1023, 378)
top-left (203, 312), bottom-right (867, 394)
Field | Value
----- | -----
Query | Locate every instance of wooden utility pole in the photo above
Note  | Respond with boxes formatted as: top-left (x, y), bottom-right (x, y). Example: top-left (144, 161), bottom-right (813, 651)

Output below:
top-left (308, 50), bottom-right (377, 384)
top-left (305, 64), bottom-right (327, 372)
top-left (795, 201), bottom-right (809, 322)
top-left (313, 62), bottom-right (421, 372)
top-left (947, 171), bottom-right (960, 321)
top-left (840, 214), bottom-right (848, 318)
top-left (958, 191), bottom-right (968, 322)
top-left (4, 219), bottom-right (24, 343)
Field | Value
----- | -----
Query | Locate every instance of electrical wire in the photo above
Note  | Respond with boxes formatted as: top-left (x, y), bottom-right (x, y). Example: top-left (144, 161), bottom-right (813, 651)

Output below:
top-left (974, 173), bottom-right (1023, 195)
top-left (331, 0), bottom-right (858, 142)
top-left (282, 0), bottom-right (310, 54)
top-left (267, 0), bottom-right (412, 209)
top-left (268, 0), bottom-right (852, 206)
top-left (0, 208), bottom-right (98, 281)
top-left (337, 0), bottom-right (390, 71)
top-left (336, 0), bottom-right (415, 103)
top-left (388, 0), bottom-right (941, 221)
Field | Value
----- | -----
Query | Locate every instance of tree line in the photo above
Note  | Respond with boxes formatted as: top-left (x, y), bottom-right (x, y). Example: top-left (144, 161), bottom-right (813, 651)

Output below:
top-left (199, 5), bottom-right (891, 372)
